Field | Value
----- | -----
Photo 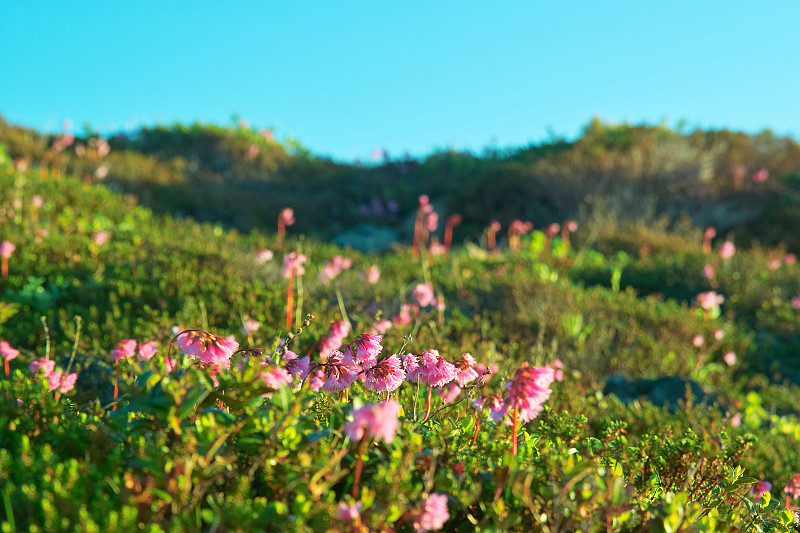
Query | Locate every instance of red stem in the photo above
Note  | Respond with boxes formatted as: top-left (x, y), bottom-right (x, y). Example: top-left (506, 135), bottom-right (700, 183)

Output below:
top-left (352, 437), bottom-right (368, 498)
top-left (444, 223), bottom-right (453, 252)
top-left (4, 359), bottom-right (8, 376)
top-left (471, 416), bottom-right (480, 446)
top-left (286, 271), bottom-right (295, 330)
top-left (420, 385), bottom-right (434, 423)
top-left (511, 405), bottom-right (519, 456)
top-left (1, 258), bottom-right (7, 279)
top-left (277, 219), bottom-right (285, 249)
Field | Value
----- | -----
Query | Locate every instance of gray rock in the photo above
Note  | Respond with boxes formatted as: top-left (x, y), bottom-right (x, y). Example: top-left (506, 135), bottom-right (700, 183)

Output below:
top-left (603, 374), bottom-right (713, 411)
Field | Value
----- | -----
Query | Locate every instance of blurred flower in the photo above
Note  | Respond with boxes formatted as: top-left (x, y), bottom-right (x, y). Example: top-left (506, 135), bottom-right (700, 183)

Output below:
top-left (47, 370), bottom-right (78, 393)
top-left (752, 168), bottom-right (769, 183)
top-left (720, 241), bottom-right (735, 259)
top-left (714, 329), bottom-right (725, 340)
top-left (282, 350), bottom-right (310, 380)
top-left (785, 474), bottom-right (800, 500)
top-left (704, 226), bottom-right (717, 240)
top-left (94, 164), bottom-right (109, 180)
top-left (0, 341), bottom-right (20, 361)
top-left (425, 211), bottom-right (438, 232)
top-left (792, 296), bottom-right (800, 310)
top-left (372, 318), bottom-right (392, 335)
top-left (692, 335), bottom-right (704, 348)
top-left (697, 291), bottom-right (724, 311)
top-left (280, 207), bottom-right (295, 226)
top-left (752, 480), bottom-right (772, 500)
top-left (241, 319), bottom-right (260, 335)
top-left (565, 220), bottom-right (578, 233)
top-left (247, 144), bottom-right (259, 159)
top-left (439, 382), bottom-right (461, 403)
top-left (413, 282), bottom-right (435, 307)
top-left (429, 241), bottom-right (446, 255)
top-left (282, 252), bottom-right (306, 278)
top-left (731, 413), bottom-right (742, 426)
top-left (137, 341), bottom-right (158, 361)
top-left (260, 366), bottom-right (293, 390)
top-left (786, 253), bottom-right (797, 266)
top-left (552, 359), bottom-right (564, 382)
top-left (337, 501), bottom-right (362, 522)
top-left (31, 196), bottom-right (44, 208)
top-left (343, 400), bottom-right (401, 443)
top-left (256, 248), bottom-right (274, 263)
top-left (723, 351), bottom-right (737, 366)
top-left (413, 493), bottom-right (450, 532)
top-left (320, 320), bottom-right (350, 360)
top-left (545, 223), bottom-right (560, 238)
top-left (0, 241), bottom-right (15, 259)
top-left (418, 195), bottom-right (429, 207)
top-left (453, 353), bottom-right (479, 386)
top-left (472, 393), bottom-right (505, 422)
top-left (489, 220), bottom-right (501, 232)
top-left (768, 258), bottom-right (782, 271)
top-left (29, 358), bottom-right (56, 376)
top-left (365, 264), bottom-right (380, 284)
top-left (702, 265), bottom-right (715, 279)
top-left (393, 304), bottom-right (412, 327)
top-left (111, 339), bottom-right (138, 361)
top-left (93, 231), bottom-right (110, 246)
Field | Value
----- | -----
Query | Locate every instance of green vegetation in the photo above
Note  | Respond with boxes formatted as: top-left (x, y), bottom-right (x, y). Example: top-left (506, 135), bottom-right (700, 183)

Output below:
top-left (1, 119), bottom-right (800, 531)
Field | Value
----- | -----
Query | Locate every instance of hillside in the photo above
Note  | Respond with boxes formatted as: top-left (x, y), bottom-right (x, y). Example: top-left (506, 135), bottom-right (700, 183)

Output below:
top-left (2, 130), bottom-right (800, 530)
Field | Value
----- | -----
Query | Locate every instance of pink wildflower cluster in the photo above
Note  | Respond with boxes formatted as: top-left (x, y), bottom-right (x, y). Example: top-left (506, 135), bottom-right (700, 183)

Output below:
top-left (412, 493), bottom-right (450, 532)
top-left (752, 480), bottom-right (772, 500)
top-left (405, 349), bottom-right (458, 387)
top-left (697, 291), bottom-right (725, 311)
top-left (412, 282), bottom-right (436, 307)
top-left (176, 330), bottom-right (238, 368)
top-left (255, 248), bottom-right (274, 263)
top-left (0, 241), bottom-right (15, 259)
top-left (502, 364), bottom-right (555, 423)
top-left (282, 252), bottom-right (307, 278)
top-left (110, 339), bottom-right (159, 362)
top-left (29, 357), bottom-right (77, 393)
top-left (318, 255), bottom-right (353, 285)
top-left (785, 474), bottom-right (800, 500)
top-left (508, 219), bottom-right (533, 251)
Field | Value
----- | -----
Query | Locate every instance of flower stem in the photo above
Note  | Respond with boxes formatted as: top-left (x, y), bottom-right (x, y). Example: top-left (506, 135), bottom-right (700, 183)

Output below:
top-left (3, 359), bottom-right (8, 376)
top-left (286, 271), bottom-right (295, 330)
top-left (352, 437), bottom-right (368, 498)
top-left (472, 416), bottom-right (480, 446)
top-left (511, 405), bottom-right (519, 456)
top-left (420, 385), bottom-right (434, 423)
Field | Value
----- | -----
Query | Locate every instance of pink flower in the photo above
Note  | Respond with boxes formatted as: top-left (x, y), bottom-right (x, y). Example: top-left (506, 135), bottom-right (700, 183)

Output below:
top-left (566, 220), bottom-right (578, 233)
top-left (308, 367), bottom-right (325, 391)
top-left (752, 169), bottom-right (769, 183)
top-left (723, 351), bottom-right (737, 366)
top-left (489, 220), bottom-right (501, 232)
top-left (410, 349), bottom-right (457, 387)
top-left (453, 353), bottom-right (479, 386)
top-left (731, 413), bottom-right (742, 426)
top-left (552, 359), bottom-right (564, 382)
top-left (697, 291), bottom-right (724, 311)
top-left (165, 358), bottom-right (178, 372)
top-left (337, 501), bottom-right (362, 522)
top-left (792, 296), bottom-right (800, 310)
top-left (702, 265), bottom-right (715, 279)
top-left (256, 249), bottom-right (274, 263)
top-left (137, 341), bottom-right (158, 361)
top-left (282, 252), bottom-right (306, 278)
top-left (439, 382), bottom-right (461, 403)
top-left (786, 254), bottom-right (797, 266)
top-left (692, 335), bottom-right (705, 348)
top-left (704, 226), bottom-right (717, 240)
top-left (425, 212), bottom-right (438, 232)
top-left (472, 393), bottom-right (506, 422)
top-left (363, 354), bottom-right (406, 393)
top-left (111, 339), bottom-right (138, 361)
top-left (413, 493), bottom-right (450, 532)
top-left (419, 195), bottom-right (430, 207)
top-left (282, 350), bottom-right (310, 380)
top-left (429, 241), bottom-right (446, 255)
top-left (352, 333), bottom-right (383, 365)
top-left (0, 241), bottom-right (15, 259)
top-left (241, 319), bottom-right (260, 335)
top-left (29, 358), bottom-right (56, 376)
top-left (752, 480), bottom-right (772, 500)
top-left (247, 144), bottom-right (259, 159)
top-left (320, 320), bottom-right (350, 360)
top-left (503, 365), bottom-right (555, 424)
top-left (714, 329), bottom-right (725, 340)
top-left (720, 241), bottom-right (735, 259)
top-left (94, 165), bottom-right (109, 180)
top-left (47, 370), bottom-right (78, 393)
top-left (321, 350), bottom-right (360, 392)
top-left (260, 129), bottom-right (274, 141)
top-left (93, 231), bottom-right (109, 246)
top-left (260, 366), bottom-right (293, 390)
top-left (413, 282), bottom-right (435, 307)
top-left (545, 223), bottom-right (560, 238)
top-left (393, 305), bottom-right (412, 327)
top-left (0, 341), bottom-right (20, 361)
top-left (280, 208), bottom-right (295, 226)
top-left (785, 474), bottom-right (800, 500)
top-left (32, 196), bottom-right (44, 208)
top-left (372, 319), bottom-right (392, 335)
top-left (176, 330), bottom-right (239, 368)
top-left (343, 400), bottom-right (401, 443)
top-left (365, 264), bottom-right (380, 284)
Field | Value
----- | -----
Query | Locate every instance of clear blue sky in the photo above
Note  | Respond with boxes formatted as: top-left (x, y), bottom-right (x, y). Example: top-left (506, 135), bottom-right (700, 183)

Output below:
top-left (2, 1), bottom-right (799, 161)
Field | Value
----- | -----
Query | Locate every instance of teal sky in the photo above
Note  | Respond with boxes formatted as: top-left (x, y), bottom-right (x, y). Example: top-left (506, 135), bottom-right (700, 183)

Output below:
top-left (2, 1), bottom-right (799, 161)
